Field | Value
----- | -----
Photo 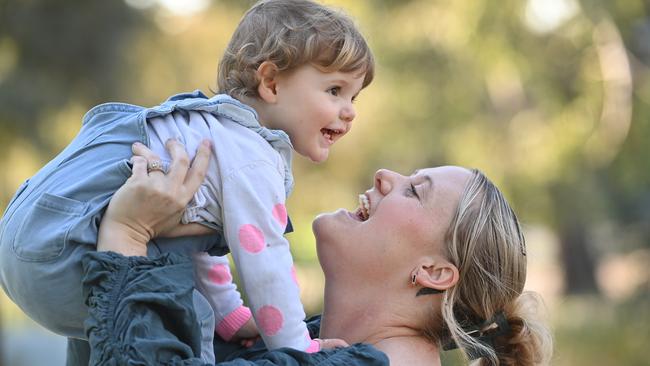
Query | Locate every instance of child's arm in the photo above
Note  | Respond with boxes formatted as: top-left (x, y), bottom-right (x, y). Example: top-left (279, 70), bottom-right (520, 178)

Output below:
top-left (192, 252), bottom-right (258, 343)
top-left (222, 161), bottom-right (319, 353)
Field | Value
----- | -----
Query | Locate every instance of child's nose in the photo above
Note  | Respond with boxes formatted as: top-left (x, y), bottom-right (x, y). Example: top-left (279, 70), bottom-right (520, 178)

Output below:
top-left (340, 103), bottom-right (356, 123)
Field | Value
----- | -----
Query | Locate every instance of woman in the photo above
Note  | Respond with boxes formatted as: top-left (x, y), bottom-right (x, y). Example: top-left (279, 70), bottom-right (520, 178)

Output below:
top-left (83, 141), bottom-right (552, 365)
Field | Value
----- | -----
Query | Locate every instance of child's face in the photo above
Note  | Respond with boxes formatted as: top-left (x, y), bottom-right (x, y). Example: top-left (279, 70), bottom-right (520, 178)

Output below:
top-left (269, 64), bottom-right (365, 163)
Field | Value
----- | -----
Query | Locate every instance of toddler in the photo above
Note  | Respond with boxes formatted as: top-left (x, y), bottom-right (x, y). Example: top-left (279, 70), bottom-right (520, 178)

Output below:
top-left (0, 0), bottom-right (374, 364)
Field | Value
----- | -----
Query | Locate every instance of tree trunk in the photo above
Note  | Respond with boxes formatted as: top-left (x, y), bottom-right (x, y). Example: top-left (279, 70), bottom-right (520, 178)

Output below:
top-left (558, 222), bottom-right (600, 294)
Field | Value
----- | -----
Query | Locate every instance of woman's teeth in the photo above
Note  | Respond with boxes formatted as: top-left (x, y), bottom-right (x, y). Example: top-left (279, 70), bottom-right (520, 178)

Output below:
top-left (358, 194), bottom-right (369, 221)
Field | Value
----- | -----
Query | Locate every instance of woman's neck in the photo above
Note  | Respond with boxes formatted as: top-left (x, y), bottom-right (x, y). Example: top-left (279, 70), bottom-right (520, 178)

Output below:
top-left (373, 336), bottom-right (441, 366)
top-left (320, 282), bottom-right (441, 366)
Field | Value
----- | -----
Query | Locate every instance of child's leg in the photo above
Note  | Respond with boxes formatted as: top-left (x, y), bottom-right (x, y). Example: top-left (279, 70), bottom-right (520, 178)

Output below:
top-left (0, 106), bottom-right (143, 338)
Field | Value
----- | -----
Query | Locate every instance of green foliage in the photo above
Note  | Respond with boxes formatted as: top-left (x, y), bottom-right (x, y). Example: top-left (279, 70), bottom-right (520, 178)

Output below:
top-left (552, 293), bottom-right (650, 365)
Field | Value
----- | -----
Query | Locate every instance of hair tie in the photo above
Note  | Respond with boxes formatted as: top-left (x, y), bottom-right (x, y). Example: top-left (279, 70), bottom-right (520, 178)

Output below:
top-left (442, 311), bottom-right (511, 357)
top-left (485, 311), bottom-right (510, 338)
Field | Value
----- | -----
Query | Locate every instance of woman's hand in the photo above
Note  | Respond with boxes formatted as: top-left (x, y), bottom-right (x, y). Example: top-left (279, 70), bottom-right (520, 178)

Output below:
top-left (97, 139), bottom-right (211, 256)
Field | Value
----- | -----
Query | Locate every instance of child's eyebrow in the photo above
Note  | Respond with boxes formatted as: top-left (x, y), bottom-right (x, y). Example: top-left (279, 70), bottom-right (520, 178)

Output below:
top-left (327, 78), bottom-right (350, 86)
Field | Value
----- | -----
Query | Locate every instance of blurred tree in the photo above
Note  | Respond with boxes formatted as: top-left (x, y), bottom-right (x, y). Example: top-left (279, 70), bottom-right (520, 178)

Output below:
top-left (0, 0), bottom-right (147, 153)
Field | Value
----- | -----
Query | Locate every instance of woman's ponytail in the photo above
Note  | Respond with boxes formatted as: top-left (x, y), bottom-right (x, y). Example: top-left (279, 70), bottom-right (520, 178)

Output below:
top-left (484, 292), bottom-right (553, 366)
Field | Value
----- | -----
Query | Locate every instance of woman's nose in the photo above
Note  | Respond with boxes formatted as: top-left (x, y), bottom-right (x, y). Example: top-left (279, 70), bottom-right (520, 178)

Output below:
top-left (374, 169), bottom-right (401, 195)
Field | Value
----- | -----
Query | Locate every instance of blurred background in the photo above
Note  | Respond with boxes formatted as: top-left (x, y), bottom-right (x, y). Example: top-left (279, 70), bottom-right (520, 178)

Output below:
top-left (0, 0), bottom-right (648, 364)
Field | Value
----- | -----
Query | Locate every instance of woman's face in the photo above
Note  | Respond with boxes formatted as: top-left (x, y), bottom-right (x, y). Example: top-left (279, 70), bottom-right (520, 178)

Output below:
top-left (313, 166), bottom-right (470, 284)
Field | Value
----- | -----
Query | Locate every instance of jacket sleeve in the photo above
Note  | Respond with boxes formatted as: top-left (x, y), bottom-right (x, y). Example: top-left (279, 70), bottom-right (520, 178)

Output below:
top-left (81, 251), bottom-right (208, 366)
top-left (81, 251), bottom-right (389, 366)
top-left (220, 161), bottom-right (318, 352)
top-left (192, 252), bottom-right (252, 341)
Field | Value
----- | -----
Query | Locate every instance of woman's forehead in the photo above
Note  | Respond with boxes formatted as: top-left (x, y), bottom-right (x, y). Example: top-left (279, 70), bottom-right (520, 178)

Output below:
top-left (416, 166), bottom-right (471, 204)
top-left (414, 166), bottom-right (471, 184)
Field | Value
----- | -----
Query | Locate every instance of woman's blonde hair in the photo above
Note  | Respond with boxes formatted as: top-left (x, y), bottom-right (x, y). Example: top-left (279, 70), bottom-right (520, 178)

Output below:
top-left (217, 0), bottom-right (374, 99)
top-left (426, 169), bottom-right (553, 365)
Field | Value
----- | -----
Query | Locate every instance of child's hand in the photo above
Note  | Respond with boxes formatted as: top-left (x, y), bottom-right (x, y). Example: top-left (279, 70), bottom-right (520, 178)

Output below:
top-left (231, 318), bottom-right (260, 348)
top-left (316, 338), bottom-right (349, 350)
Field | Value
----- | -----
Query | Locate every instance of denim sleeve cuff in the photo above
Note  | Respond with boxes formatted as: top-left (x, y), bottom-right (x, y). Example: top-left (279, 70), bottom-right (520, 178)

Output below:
top-left (216, 306), bottom-right (253, 341)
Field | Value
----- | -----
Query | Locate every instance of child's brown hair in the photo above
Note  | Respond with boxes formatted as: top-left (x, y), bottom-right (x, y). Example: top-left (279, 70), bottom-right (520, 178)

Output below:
top-left (217, 0), bottom-right (374, 99)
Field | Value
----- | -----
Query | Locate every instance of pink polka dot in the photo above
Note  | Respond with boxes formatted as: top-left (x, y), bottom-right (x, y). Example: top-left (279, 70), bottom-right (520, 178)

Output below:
top-left (290, 266), bottom-right (299, 287)
top-left (208, 264), bottom-right (232, 285)
top-left (239, 224), bottom-right (265, 253)
top-left (272, 203), bottom-right (288, 228)
top-left (256, 305), bottom-right (284, 336)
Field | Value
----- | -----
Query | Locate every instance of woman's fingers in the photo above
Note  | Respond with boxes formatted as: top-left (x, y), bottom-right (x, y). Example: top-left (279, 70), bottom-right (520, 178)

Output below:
top-left (132, 141), bottom-right (167, 176)
top-left (126, 139), bottom-right (211, 237)
top-left (184, 140), bottom-right (211, 195)
top-left (130, 156), bottom-right (148, 180)
top-left (132, 142), bottom-right (162, 163)
top-left (165, 139), bottom-right (191, 184)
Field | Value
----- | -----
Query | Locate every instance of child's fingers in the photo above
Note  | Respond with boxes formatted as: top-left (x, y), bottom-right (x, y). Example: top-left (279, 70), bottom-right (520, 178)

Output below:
top-left (240, 339), bottom-right (253, 348)
top-left (184, 139), bottom-right (211, 195)
top-left (165, 139), bottom-right (191, 184)
top-left (129, 156), bottom-right (148, 179)
top-left (316, 338), bottom-right (349, 350)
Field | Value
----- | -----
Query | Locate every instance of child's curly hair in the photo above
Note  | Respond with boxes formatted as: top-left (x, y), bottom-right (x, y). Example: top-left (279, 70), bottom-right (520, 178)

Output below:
top-left (217, 0), bottom-right (374, 99)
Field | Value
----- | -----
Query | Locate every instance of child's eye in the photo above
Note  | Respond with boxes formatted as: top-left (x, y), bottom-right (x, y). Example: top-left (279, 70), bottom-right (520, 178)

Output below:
top-left (327, 86), bottom-right (341, 96)
top-left (351, 94), bottom-right (358, 103)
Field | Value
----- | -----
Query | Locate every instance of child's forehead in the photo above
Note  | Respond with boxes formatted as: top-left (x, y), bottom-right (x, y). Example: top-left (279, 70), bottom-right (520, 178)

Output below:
top-left (307, 63), bottom-right (368, 79)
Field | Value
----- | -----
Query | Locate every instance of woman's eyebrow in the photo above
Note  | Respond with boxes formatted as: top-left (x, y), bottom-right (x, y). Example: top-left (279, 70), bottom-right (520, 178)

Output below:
top-left (412, 170), bottom-right (434, 200)
top-left (421, 175), bottom-right (433, 200)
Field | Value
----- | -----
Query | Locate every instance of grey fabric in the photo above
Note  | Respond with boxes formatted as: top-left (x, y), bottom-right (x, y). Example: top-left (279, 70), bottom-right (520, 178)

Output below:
top-left (66, 338), bottom-right (90, 366)
top-left (81, 251), bottom-right (389, 366)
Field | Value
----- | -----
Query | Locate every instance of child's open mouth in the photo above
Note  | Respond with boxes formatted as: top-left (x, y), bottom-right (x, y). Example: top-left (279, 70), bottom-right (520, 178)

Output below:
top-left (321, 128), bottom-right (344, 144)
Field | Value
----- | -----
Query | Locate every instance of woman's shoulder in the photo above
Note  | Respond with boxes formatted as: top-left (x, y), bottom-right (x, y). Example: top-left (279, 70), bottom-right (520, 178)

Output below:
top-left (373, 337), bottom-right (441, 366)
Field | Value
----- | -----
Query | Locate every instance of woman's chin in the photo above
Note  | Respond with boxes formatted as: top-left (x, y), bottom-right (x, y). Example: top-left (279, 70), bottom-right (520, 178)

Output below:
top-left (312, 212), bottom-right (334, 243)
top-left (312, 209), bottom-right (354, 237)
top-left (313, 210), bottom-right (349, 260)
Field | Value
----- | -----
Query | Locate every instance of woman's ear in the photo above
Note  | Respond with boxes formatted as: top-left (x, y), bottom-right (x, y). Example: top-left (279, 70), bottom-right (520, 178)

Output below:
top-left (256, 61), bottom-right (280, 103)
top-left (412, 258), bottom-right (459, 291)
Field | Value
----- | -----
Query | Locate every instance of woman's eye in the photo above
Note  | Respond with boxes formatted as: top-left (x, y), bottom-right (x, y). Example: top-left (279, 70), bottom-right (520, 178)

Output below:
top-left (327, 86), bottom-right (341, 96)
top-left (406, 183), bottom-right (420, 199)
